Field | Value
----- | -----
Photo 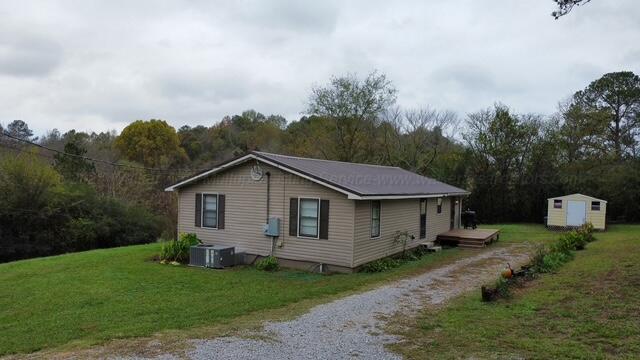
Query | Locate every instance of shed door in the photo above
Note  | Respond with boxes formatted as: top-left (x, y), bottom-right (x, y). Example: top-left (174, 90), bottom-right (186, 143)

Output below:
top-left (567, 200), bottom-right (586, 226)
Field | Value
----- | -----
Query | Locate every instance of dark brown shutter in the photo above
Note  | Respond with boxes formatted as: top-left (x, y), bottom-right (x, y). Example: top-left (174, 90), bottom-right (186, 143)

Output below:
top-left (419, 199), bottom-right (426, 239)
top-left (289, 198), bottom-right (298, 236)
top-left (218, 194), bottom-right (225, 229)
top-left (319, 199), bottom-right (329, 240)
top-left (195, 193), bottom-right (202, 227)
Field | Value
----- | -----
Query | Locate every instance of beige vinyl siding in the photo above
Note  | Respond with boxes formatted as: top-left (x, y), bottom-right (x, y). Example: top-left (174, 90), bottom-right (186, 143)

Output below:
top-left (426, 197), bottom-right (453, 242)
top-left (455, 196), bottom-right (462, 229)
top-left (587, 201), bottom-right (607, 229)
top-left (547, 194), bottom-right (607, 230)
top-left (547, 198), bottom-right (566, 227)
top-left (177, 162), bottom-right (355, 267)
top-left (352, 197), bottom-right (453, 267)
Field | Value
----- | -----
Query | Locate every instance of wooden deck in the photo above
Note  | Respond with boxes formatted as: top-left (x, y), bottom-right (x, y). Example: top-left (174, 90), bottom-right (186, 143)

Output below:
top-left (436, 228), bottom-right (500, 249)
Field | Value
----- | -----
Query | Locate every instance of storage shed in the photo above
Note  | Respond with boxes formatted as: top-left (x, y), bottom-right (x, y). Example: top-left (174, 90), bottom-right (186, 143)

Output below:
top-left (546, 193), bottom-right (607, 230)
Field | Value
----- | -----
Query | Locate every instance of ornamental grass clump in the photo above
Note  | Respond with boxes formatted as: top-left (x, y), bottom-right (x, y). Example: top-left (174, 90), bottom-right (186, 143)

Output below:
top-left (160, 233), bottom-right (201, 264)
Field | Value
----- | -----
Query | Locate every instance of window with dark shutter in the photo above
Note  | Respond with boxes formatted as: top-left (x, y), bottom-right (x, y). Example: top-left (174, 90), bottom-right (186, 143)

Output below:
top-left (319, 199), bottom-right (329, 239)
top-left (289, 198), bottom-right (298, 236)
top-left (195, 193), bottom-right (202, 227)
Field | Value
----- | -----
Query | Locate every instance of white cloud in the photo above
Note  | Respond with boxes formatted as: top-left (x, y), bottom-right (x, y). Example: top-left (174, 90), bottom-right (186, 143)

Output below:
top-left (0, 0), bottom-right (638, 135)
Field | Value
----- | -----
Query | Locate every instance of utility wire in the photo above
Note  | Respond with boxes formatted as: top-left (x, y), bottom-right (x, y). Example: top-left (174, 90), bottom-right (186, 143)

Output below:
top-left (0, 142), bottom-right (198, 177)
top-left (0, 131), bottom-right (210, 175)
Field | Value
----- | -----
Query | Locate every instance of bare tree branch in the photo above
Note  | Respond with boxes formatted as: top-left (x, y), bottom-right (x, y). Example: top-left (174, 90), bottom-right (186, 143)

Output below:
top-left (552, 0), bottom-right (592, 19)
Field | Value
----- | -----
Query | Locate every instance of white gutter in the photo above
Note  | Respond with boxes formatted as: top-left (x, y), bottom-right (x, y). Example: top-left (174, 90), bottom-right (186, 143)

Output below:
top-left (354, 192), bottom-right (470, 200)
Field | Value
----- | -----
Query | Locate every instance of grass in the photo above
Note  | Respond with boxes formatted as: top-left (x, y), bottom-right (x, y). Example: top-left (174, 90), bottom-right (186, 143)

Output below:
top-left (480, 222), bottom-right (558, 245)
top-left (389, 224), bottom-right (640, 359)
top-left (0, 241), bottom-right (469, 356)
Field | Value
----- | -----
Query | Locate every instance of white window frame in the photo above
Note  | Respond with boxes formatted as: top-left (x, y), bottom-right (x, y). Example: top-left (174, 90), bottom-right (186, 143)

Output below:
top-left (437, 197), bottom-right (443, 214)
top-left (297, 197), bottom-right (320, 239)
top-left (554, 199), bottom-right (563, 209)
top-left (591, 201), bottom-right (601, 211)
top-left (201, 193), bottom-right (219, 229)
top-left (419, 198), bottom-right (427, 239)
top-left (370, 200), bottom-right (381, 239)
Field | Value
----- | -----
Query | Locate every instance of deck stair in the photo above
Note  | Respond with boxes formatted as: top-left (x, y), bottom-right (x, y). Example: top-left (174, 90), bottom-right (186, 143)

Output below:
top-left (436, 229), bottom-right (500, 249)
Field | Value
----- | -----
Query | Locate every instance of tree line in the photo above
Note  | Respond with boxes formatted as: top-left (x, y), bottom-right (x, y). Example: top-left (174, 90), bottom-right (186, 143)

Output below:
top-left (1, 70), bottom-right (638, 262)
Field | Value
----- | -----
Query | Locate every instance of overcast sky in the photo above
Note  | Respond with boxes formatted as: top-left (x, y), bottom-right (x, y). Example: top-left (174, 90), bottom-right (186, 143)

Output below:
top-left (1, 0), bottom-right (639, 135)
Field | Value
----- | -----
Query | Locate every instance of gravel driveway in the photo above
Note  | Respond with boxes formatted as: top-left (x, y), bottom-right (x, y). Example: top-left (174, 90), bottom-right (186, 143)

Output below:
top-left (120, 245), bottom-right (531, 360)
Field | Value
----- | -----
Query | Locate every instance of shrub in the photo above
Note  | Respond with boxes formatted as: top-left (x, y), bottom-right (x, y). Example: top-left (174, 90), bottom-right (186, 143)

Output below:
top-left (494, 277), bottom-right (511, 298)
top-left (482, 277), bottom-right (511, 302)
top-left (412, 246), bottom-right (430, 258)
top-left (554, 227), bottom-right (593, 253)
top-left (577, 222), bottom-right (596, 243)
top-left (393, 231), bottom-right (413, 257)
top-left (404, 252), bottom-right (420, 261)
top-left (256, 256), bottom-right (280, 271)
top-left (539, 251), bottom-right (573, 273)
top-left (179, 233), bottom-right (200, 246)
top-left (360, 257), bottom-right (402, 273)
top-left (553, 231), bottom-right (579, 253)
top-left (160, 233), bottom-right (201, 263)
top-left (530, 245), bottom-right (548, 272)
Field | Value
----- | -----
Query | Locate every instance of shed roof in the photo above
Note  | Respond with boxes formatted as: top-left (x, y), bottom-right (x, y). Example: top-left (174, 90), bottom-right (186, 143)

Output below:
top-left (166, 151), bottom-right (469, 200)
top-left (547, 193), bottom-right (607, 203)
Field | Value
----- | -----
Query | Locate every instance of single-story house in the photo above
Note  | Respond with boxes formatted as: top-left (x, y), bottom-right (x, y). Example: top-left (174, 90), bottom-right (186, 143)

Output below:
top-left (546, 193), bottom-right (607, 230)
top-left (165, 151), bottom-right (469, 272)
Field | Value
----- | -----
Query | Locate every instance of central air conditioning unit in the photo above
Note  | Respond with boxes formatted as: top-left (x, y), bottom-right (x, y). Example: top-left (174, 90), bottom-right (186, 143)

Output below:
top-left (189, 245), bottom-right (235, 269)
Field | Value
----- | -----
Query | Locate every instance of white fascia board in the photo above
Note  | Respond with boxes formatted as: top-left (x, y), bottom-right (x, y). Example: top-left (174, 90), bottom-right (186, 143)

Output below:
top-left (164, 154), bottom-right (359, 199)
top-left (164, 154), bottom-right (256, 191)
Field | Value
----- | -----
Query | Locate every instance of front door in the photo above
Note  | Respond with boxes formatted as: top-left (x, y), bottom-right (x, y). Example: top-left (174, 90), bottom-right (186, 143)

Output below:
top-left (567, 200), bottom-right (586, 226)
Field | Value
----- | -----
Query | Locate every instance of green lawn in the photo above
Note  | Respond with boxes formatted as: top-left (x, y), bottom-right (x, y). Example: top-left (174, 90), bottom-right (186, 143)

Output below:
top-left (0, 241), bottom-right (467, 355)
top-left (481, 223), bottom-right (558, 245)
top-left (389, 224), bottom-right (640, 359)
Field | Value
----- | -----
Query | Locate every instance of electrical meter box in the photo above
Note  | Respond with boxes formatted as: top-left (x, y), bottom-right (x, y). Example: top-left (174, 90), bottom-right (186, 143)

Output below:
top-left (263, 217), bottom-right (280, 237)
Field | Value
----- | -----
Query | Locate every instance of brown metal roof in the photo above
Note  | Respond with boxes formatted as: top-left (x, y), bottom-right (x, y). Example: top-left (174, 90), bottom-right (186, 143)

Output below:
top-left (252, 151), bottom-right (469, 197)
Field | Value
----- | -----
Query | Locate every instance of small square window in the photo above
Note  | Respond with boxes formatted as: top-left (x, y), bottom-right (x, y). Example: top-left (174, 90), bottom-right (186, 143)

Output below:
top-left (553, 199), bottom-right (562, 209)
top-left (591, 201), bottom-right (600, 211)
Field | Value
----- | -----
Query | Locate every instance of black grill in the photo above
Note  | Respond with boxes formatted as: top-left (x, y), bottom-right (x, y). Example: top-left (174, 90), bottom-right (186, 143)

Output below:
top-left (461, 210), bottom-right (478, 229)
